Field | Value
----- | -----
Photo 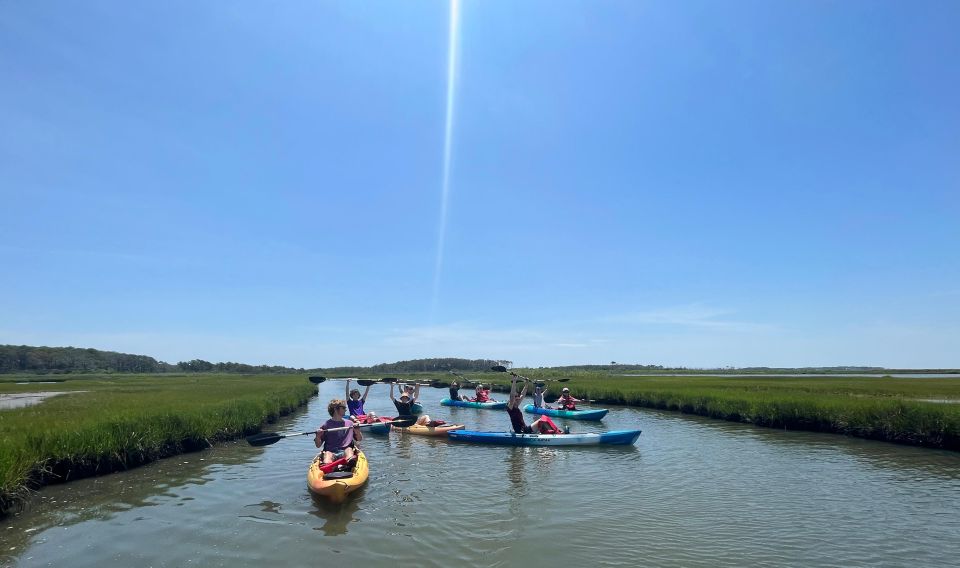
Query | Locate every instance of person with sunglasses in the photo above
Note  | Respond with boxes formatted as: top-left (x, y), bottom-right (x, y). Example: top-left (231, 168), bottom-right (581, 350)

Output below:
top-left (315, 399), bottom-right (363, 465)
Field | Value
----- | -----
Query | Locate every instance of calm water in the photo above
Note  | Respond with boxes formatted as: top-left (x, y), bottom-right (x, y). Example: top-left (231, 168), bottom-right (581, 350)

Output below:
top-left (3, 383), bottom-right (959, 567)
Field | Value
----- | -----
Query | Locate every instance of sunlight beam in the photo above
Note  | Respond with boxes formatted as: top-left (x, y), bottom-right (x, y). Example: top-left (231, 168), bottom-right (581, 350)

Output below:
top-left (431, 0), bottom-right (460, 321)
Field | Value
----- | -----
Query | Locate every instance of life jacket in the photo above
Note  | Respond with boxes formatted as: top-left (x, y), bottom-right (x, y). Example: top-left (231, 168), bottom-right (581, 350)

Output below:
top-left (475, 389), bottom-right (490, 403)
top-left (557, 395), bottom-right (577, 410)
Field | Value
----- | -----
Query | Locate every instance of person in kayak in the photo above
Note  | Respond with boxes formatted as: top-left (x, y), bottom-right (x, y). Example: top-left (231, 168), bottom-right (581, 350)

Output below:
top-left (449, 380), bottom-right (467, 401)
top-left (473, 383), bottom-right (491, 403)
top-left (506, 376), bottom-right (562, 434)
top-left (533, 383), bottom-right (548, 409)
top-left (390, 382), bottom-right (432, 426)
top-left (556, 387), bottom-right (584, 411)
top-left (345, 379), bottom-right (372, 419)
top-left (315, 399), bottom-right (363, 465)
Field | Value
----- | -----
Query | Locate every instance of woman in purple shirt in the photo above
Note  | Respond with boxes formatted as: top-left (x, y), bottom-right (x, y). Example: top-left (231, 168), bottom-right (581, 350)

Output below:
top-left (345, 378), bottom-right (372, 419)
top-left (315, 399), bottom-right (363, 464)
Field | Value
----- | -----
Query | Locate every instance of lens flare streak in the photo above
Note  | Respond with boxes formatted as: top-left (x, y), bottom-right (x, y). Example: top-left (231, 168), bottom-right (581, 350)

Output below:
top-left (431, 0), bottom-right (460, 319)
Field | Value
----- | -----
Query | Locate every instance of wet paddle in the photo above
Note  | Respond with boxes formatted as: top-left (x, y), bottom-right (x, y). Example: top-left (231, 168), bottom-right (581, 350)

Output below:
top-left (246, 417), bottom-right (417, 447)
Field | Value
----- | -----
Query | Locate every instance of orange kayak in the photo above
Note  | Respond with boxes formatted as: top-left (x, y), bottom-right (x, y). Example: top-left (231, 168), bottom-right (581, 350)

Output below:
top-left (307, 450), bottom-right (369, 503)
top-left (392, 423), bottom-right (465, 436)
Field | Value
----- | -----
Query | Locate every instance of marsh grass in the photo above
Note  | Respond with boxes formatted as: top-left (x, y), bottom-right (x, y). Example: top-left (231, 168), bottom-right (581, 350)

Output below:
top-left (0, 374), bottom-right (315, 515)
top-left (396, 370), bottom-right (960, 450)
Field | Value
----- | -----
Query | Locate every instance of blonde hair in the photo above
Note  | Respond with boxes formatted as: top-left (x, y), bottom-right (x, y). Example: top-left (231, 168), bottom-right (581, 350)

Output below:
top-left (328, 399), bottom-right (347, 416)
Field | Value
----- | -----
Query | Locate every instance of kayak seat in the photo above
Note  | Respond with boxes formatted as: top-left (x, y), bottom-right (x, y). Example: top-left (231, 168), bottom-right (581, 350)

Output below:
top-left (323, 471), bottom-right (354, 480)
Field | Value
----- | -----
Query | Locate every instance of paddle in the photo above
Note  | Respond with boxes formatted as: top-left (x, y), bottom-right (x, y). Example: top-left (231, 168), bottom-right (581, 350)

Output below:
top-left (490, 366), bottom-right (571, 383)
top-left (246, 417), bottom-right (417, 447)
top-left (309, 376), bottom-right (376, 386)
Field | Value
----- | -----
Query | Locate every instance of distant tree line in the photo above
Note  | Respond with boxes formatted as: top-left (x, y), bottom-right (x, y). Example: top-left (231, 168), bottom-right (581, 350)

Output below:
top-left (548, 363), bottom-right (667, 371)
top-left (0, 345), bottom-right (304, 375)
top-left (176, 359), bottom-right (304, 374)
top-left (0, 345), bottom-right (172, 374)
top-left (315, 358), bottom-right (512, 375)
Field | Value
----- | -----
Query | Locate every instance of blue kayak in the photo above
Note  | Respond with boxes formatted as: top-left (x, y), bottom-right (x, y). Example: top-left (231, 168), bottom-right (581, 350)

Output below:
top-left (523, 404), bottom-right (608, 421)
top-left (441, 398), bottom-right (507, 410)
top-left (447, 429), bottom-right (640, 446)
top-left (411, 402), bottom-right (423, 415)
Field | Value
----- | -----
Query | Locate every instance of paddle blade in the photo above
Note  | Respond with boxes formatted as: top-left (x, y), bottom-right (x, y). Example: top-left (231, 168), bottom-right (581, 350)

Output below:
top-left (356, 379), bottom-right (377, 387)
top-left (380, 377), bottom-right (399, 383)
top-left (431, 381), bottom-right (450, 389)
top-left (491, 365), bottom-right (508, 373)
top-left (246, 432), bottom-right (283, 447)
top-left (557, 378), bottom-right (571, 383)
top-left (308, 376), bottom-right (326, 384)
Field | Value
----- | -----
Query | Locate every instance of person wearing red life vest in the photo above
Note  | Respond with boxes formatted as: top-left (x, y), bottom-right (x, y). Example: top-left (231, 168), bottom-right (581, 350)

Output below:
top-left (473, 383), bottom-right (491, 403)
top-left (555, 387), bottom-right (584, 411)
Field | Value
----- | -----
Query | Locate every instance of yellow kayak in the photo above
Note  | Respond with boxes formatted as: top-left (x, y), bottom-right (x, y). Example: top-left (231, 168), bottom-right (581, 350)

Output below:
top-left (307, 450), bottom-right (369, 503)
top-left (392, 423), bottom-right (465, 436)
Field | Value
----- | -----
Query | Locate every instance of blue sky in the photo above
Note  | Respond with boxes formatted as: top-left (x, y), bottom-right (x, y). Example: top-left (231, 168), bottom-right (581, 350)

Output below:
top-left (1, 1), bottom-right (958, 368)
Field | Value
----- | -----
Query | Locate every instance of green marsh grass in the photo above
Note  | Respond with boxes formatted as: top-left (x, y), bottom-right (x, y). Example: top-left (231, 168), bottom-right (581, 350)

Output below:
top-left (0, 374), bottom-right (315, 515)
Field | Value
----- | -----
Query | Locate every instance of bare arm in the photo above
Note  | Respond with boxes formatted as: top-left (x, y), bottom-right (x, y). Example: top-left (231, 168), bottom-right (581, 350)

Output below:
top-left (507, 378), bottom-right (519, 409)
top-left (390, 382), bottom-right (397, 402)
top-left (345, 379), bottom-right (351, 400)
top-left (362, 383), bottom-right (371, 402)
top-left (412, 384), bottom-right (421, 403)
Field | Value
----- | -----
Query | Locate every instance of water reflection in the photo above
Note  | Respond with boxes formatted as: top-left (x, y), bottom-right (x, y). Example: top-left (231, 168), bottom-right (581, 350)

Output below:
top-left (2, 441), bottom-right (261, 565)
top-left (646, 408), bottom-right (960, 480)
top-left (308, 489), bottom-right (364, 536)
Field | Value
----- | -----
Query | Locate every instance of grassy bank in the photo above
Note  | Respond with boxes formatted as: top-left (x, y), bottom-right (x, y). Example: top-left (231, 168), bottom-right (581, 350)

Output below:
top-left (0, 374), bottom-right (315, 516)
top-left (397, 370), bottom-right (960, 450)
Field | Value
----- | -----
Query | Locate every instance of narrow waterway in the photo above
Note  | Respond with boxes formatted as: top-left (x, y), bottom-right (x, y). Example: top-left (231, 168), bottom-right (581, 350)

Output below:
top-left (3, 382), bottom-right (959, 567)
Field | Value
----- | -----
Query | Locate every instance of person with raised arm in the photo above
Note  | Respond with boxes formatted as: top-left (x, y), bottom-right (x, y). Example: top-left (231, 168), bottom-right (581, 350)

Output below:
top-left (532, 383), bottom-right (548, 409)
top-left (506, 376), bottom-right (562, 434)
top-left (345, 379), bottom-right (372, 420)
top-left (390, 382), bottom-right (431, 426)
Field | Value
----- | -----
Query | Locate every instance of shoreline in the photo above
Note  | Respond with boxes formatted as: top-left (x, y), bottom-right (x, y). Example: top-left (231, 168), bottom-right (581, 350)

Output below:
top-left (0, 374), bottom-right (317, 519)
top-left (464, 372), bottom-right (960, 451)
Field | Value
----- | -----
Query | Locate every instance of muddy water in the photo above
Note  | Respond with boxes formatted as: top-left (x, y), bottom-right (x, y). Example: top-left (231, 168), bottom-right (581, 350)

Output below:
top-left (3, 383), bottom-right (959, 567)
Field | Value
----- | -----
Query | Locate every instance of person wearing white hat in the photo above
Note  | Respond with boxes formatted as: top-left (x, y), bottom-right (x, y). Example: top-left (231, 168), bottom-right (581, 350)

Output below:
top-left (555, 387), bottom-right (584, 411)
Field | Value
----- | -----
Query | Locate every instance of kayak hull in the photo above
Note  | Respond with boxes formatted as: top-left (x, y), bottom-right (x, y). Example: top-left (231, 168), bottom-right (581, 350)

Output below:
top-left (523, 404), bottom-right (608, 421)
top-left (355, 415), bottom-right (392, 434)
top-left (411, 402), bottom-right (424, 415)
top-left (440, 398), bottom-right (507, 410)
top-left (307, 450), bottom-right (369, 503)
top-left (392, 423), bottom-right (466, 436)
top-left (447, 430), bottom-right (641, 446)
